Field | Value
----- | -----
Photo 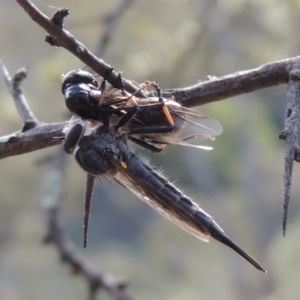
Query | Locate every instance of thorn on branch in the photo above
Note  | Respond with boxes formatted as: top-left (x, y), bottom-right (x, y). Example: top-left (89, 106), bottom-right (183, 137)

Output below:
top-left (22, 120), bottom-right (38, 131)
top-left (11, 66), bottom-right (27, 89)
top-left (280, 67), bottom-right (300, 236)
top-left (294, 146), bottom-right (300, 162)
top-left (45, 35), bottom-right (59, 47)
top-left (45, 8), bottom-right (69, 46)
top-left (278, 129), bottom-right (290, 140)
top-left (50, 8), bottom-right (69, 28)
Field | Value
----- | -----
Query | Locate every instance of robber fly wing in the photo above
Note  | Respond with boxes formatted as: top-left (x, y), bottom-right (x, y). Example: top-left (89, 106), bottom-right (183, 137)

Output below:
top-left (110, 158), bottom-right (211, 242)
top-left (108, 157), bottom-right (266, 273)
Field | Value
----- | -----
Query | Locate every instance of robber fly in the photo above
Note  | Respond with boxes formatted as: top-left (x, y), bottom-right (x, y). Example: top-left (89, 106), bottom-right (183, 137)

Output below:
top-left (63, 109), bottom-right (266, 273)
top-left (62, 69), bottom-right (223, 152)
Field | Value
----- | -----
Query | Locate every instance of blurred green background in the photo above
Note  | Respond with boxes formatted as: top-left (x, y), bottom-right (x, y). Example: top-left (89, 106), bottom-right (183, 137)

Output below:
top-left (1, 0), bottom-right (300, 299)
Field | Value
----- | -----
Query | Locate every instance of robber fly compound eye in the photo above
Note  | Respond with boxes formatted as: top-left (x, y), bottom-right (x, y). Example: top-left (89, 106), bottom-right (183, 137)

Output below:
top-left (63, 123), bottom-right (85, 154)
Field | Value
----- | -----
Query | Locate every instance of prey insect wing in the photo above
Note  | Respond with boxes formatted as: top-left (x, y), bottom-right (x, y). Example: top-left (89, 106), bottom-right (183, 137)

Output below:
top-left (100, 88), bottom-right (223, 149)
top-left (129, 101), bottom-right (223, 149)
top-left (62, 69), bottom-right (223, 151)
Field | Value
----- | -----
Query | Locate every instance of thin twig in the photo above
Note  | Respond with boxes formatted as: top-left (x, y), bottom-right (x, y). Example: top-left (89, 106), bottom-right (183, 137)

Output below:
top-left (1, 54), bottom-right (300, 158)
top-left (16, 0), bottom-right (146, 97)
top-left (0, 63), bottom-right (65, 159)
top-left (42, 148), bottom-right (133, 300)
top-left (0, 122), bottom-right (65, 159)
top-left (15, 0), bottom-right (300, 109)
top-left (0, 61), bottom-right (38, 128)
top-left (279, 65), bottom-right (300, 236)
top-left (94, 0), bottom-right (133, 58)
top-left (163, 56), bottom-right (297, 107)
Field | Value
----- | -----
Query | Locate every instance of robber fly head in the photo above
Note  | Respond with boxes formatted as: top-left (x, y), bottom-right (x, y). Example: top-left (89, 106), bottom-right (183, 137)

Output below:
top-left (62, 69), bottom-right (105, 120)
top-left (61, 69), bottom-right (99, 94)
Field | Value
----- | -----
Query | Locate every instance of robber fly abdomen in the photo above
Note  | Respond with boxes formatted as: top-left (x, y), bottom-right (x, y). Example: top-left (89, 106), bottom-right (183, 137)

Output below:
top-left (74, 125), bottom-right (266, 273)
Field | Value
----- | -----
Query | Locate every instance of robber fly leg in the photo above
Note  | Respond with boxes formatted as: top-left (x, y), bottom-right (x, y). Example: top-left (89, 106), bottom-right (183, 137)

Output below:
top-left (116, 75), bottom-right (175, 129)
top-left (129, 136), bottom-right (165, 153)
top-left (128, 126), bottom-right (173, 153)
top-left (115, 105), bottom-right (138, 129)
top-left (99, 67), bottom-right (114, 105)
top-left (83, 173), bottom-right (95, 248)
top-left (140, 81), bottom-right (175, 127)
top-left (117, 72), bottom-right (126, 96)
top-left (151, 82), bottom-right (175, 127)
top-left (129, 126), bottom-right (173, 136)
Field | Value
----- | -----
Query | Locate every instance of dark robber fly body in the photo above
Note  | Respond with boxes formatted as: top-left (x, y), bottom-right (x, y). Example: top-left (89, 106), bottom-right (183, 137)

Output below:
top-left (62, 69), bottom-right (266, 273)
top-left (63, 116), bottom-right (266, 273)
top-left (62, 69), bottom-right (223, 152)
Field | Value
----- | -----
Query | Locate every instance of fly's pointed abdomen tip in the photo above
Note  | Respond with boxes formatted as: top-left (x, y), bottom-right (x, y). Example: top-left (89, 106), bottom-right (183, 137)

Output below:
top-left (220, 234), bottom-right (267, 273)
top-left (207, 221), bottom-right (266, 273)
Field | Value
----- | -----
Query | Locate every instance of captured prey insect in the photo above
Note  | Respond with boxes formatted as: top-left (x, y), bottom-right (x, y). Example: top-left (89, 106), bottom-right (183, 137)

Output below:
top-left (62, 69), bottom-right (223, 152)
top-left (63, 115), bottom-right (266, 273)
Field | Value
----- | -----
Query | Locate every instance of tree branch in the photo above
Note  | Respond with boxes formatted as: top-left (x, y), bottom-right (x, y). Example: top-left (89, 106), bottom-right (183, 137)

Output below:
top-left (16, 0), bottom-right (146, 97)
top-left (10, 0), bottom-right (300, 241)
top-left (16, 0), bottom-right (300, 109)
top-left (279, 65), bottom-right (300, 236)
top-left (163, 56), bottom-right (297, 107)
top-left (0, 62), bottom-right (64, 159)
top-left (0, 61), bottom-right (38, 128)
top-left (0, 122), bottom-right (64, 159)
